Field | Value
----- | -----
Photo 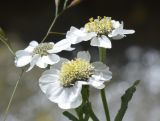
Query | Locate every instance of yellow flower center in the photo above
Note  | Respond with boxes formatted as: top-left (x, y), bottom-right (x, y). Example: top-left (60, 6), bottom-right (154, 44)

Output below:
top-left (84, 16), bottom-right (113, 35)
top-left (33, 43), bottom-right (53, 56)
top-left (59, 58), bottom-right (94, 87)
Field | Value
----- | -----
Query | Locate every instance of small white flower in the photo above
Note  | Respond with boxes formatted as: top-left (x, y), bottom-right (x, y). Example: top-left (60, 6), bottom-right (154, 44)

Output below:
top-left (39, 51), bottom-right (112, 109)
top-left (15, 39), bottom-right (74, 71)
top-left (66, 16), bottom-right (135, 48)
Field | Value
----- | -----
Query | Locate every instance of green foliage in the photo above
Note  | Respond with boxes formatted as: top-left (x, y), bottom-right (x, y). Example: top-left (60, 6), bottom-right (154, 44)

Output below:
top-left (114, 80), bottom-right (140, 121)
top-left (0, 27), bottom-right (15, 56)
top-left (0, 27), bottom-right (6, 38)
top-left (63, 111), bottom-right (79, 121)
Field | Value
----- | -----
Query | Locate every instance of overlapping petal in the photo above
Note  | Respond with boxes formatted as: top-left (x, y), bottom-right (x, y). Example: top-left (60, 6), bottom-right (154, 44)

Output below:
top-left (39, 51), bottom-right (112, 109)
top-left (39, 69), bottom-right (83, 109)
top-left (15, 39), bottom-right (73, 71)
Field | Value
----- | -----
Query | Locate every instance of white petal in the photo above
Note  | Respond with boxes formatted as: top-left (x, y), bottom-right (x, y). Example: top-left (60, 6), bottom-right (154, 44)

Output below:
top-left (15, 50), bottom-right (32, 67)
top-left (48, 39), bottom-right (74, 53)
top-left (26, 55), bottom-right (40, 72)
top-left (92, 62), bottom-right (112, 81)
top-left (88, 76), bottom-right (105, 89)
top-left (50, 57), bottom-right (69, 70)
top-left (112, 20), bottom-right (121, 29)
top-left (39, 72), bottom-right (83, 109)
top-left (42, 69), bottom-right (60, 76)
top-left (24, 40), bottom-right (38, 53)
top-left (36, 57), bottom-right (48, 68)
top-left (111, 34), bottom-right (125, 40)
top-left (57, 82), bottom-right (83, 109)
top-left (119, 29), bottom-right (135, 35)
top-left (108, 21), bottom-right (135, 39)
top-left (29, 40), bottom-right (39, 46)
top-left (100, 70), bottom-right (112, 81)
top-left (90, 36), bottom-right (112, 49)
top-left (92, 62), bottom-right (109, 71)
top-left (66, 26), bottom-right (96, 44)
top-left (39, 71), bottom-right (60, 93)
top-left (77, 51), bottom-right (91, 61)
top-left (41, 54), bottom-right (60, 65)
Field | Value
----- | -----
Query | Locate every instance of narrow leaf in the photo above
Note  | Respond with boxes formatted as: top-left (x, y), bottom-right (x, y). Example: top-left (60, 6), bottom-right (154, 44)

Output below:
top-left (114, 80), bottom-right (140, 121)
top-left (63, 111), bottom-right (79, 121)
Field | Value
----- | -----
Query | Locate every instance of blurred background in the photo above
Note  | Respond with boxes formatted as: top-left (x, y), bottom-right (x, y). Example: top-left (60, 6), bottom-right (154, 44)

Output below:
top-left (0, 0), bottom-right (160, 121)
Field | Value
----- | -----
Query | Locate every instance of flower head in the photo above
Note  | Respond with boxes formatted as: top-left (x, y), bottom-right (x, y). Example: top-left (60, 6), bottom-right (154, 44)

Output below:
top-left (59, 58), bottom-right (94, 87)
top-left (15, 39), bottom-right (74, 71)
top-left (66, 16), bottom-right (135, 48)
top-left (39, 51), bottom-right (112, 109)
top-left (84, 16), bottom-right (113, 34)
top-left (32, 43), bottom-right (53, 56)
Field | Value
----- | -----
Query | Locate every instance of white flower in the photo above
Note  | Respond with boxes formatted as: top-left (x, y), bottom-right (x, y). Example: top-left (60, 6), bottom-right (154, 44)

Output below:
top-left (39, 51), bottom-right (112, 109)
top-left (15, 40), bottom-right (74, 72)
top-left (66, 16), bottom-right (135, 48)
top-left (108, 21), bottom-right (135, 39)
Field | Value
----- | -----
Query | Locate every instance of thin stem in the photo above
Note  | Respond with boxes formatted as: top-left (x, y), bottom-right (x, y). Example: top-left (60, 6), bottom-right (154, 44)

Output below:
top-left (0, 35), bottom-right (15, 56)
top-left (41, 15), bottom-right (58, 43)
top-left (88, 105), bottom-right (99, 121)
top-left (100, 89), bottom-right (110, 121)
top-left (41, 0), bottom-right (70, 43)
top-left (79, 85), bottom-right (99, 121)
top-left (49, 31), bottom-right (66, 35)
top-left (63, 0), bottom-right (69, 10)
top-left (41, 0), bottom-right (61, 43)
top-left (3, 69), bottom-right (24, 121)
top-left (99, 47), bottom-right (111, 121)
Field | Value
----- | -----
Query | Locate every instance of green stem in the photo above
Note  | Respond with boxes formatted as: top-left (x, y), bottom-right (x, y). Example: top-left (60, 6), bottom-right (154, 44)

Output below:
top-left (41, 15), bottom-right (58, 43)
top-left (41, 0), bottom-right (61, 43)
top-left (49, 31), bottom-right (66, 35)
top-left (88, 103), bottom-right (99, 121)
top-left (63, 0), bottom-right (69, 10)
top-left (3, 69), bottom-right (24, 121)
top-left (100, 89), bottom-right (110, 121)
top-left (99, 47), bottom-right (111, 121)
top-left (41, 0), bottom-right (69, 43)
top-left (81, 86), bottom-right (99, 121)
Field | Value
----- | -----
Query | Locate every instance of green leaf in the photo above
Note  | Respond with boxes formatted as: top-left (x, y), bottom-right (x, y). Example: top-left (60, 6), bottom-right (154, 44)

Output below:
top-left (114, 80), bottom-right (140, 121)
top-left (63, 111), bottom-right (79, 121)
top-left (0, 27), bottom-right (6, 38)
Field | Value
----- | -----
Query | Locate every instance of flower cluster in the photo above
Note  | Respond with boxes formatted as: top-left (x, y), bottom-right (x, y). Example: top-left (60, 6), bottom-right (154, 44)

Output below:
top-left (15, 16), bottom-right (134, 109)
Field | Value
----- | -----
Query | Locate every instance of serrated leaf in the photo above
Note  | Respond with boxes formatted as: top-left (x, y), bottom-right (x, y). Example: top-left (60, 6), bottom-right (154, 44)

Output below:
top-left (114, 80), bottom-right (140, 121)
top-left (63, 111), bottom-right (79, 121)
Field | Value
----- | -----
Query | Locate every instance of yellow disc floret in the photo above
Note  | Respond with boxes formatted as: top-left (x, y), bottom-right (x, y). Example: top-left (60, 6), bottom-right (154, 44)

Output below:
top-left (33, 43), bottom-right (53, 56)
top-left (59, 58), bottom-right (94, 87)
top-left (84, 16), bottom-right (113, 35)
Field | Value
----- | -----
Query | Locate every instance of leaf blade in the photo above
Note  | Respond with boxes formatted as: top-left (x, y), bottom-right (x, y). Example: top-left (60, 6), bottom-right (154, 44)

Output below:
top-left (114, 80), bottom-right (140, 121)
